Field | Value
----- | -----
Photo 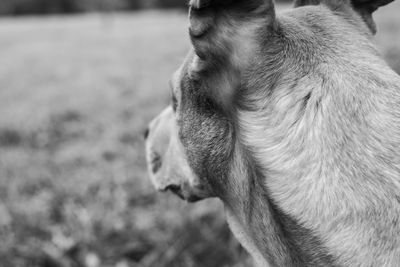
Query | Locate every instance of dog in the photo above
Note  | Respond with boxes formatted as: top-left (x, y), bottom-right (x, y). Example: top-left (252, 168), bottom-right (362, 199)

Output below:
top-left (145, 0), bottom-right (400, 266)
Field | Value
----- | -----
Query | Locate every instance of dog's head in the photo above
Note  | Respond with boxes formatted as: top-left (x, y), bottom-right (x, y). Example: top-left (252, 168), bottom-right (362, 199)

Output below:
top-left (145, 0), bottom-right (394, 202)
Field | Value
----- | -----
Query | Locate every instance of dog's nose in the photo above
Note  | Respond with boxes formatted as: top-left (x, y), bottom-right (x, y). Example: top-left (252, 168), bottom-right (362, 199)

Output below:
top-left (143, 127), bottom-right (150, 140)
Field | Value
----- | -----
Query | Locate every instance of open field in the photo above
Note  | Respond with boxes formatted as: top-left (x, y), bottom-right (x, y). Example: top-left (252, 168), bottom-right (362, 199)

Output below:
top-left (0, 3), bottom-right (399, 267)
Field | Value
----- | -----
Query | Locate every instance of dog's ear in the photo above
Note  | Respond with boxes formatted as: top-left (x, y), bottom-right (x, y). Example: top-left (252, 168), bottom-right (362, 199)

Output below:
top-left (351, 0), bottom-right (394, 34)
top-left (294, 0), bottom-right (394, 34)
top-left (187, 0), bottom-right (276, 109)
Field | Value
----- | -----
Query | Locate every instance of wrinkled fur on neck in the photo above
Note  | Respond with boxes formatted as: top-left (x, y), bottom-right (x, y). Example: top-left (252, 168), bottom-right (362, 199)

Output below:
top-left (224, 5), bottom-right (400, 267)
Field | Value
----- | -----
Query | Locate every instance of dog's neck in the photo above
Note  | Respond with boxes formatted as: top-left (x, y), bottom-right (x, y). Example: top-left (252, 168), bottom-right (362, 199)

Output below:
top-left (204, 6), bottom-right (400, 266)
top-left (221, 147), bottom-right (299, 266)
top-left (220, 10), bottom-right (400, 264)
top-left (222, 107), bottom-right (344, 266)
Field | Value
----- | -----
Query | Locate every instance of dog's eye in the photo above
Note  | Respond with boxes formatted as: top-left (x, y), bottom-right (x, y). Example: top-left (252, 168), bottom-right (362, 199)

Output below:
top-left (169, 79), bottom-right (178, 112)
top-left (171, 93), bottom-right (178, 112)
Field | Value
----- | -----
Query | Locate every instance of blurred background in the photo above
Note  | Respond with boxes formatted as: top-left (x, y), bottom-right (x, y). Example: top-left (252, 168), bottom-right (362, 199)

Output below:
top-left (0, 1), bottom-right (399, 267)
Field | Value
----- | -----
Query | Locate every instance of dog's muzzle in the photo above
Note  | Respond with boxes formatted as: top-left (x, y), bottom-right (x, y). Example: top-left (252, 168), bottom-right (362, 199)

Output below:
top-left (144, 107), bottom-right (207, 203)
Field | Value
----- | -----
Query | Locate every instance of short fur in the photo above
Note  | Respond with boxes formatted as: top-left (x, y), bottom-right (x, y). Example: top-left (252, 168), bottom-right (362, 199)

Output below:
top-left (145, 0), bottom-right (400, 266)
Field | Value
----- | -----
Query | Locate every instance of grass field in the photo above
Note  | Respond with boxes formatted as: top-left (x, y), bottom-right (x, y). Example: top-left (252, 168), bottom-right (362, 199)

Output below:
top-left (0, 3), bottom-right (399, 267)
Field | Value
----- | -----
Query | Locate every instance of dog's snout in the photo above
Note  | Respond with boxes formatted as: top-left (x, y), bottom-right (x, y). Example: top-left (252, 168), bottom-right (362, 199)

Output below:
top-left (143, 127), bottom-right (150, 140)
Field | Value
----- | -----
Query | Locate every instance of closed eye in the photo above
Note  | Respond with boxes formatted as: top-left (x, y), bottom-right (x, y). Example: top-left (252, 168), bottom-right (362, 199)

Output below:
top-left (170, 80), bottom-right (178, 112)
top-left (172, 92), bottom-right (178, 112)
